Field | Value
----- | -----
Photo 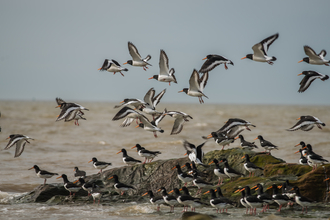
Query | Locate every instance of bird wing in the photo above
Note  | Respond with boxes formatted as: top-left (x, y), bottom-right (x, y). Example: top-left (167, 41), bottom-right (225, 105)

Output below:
top-left (4, 135), bottom-right (25, 150)
top-left (318, 49), bottom-right (327, 59)
top-left (170, 118), bottom-right (185, 135)
top-left (128, 42), bottom-right (142, 61)
top-left (14, 139), bottom-right (27, 157)
top-left (304, 45), bottom-right (319, 59)
top-left (152, 89), bottom-right (166, 108)
top-left (56, 97), bottom-right (66, 106)
top-left (298, 74), bottom-right (317, 93)
top-left (260, 33), bottom-right (279, 55)
top-left (111, 59), bottom-right (121, 68)
top-left (56, 106), bottom-right (79, 121)
top-left (144, 88), bottom-right (155, 106)
top-left (159, 50), bottom-right (170, 76)
top-left (199, 55), bottom-right (225, 73)
top-left (112, 107), bottom-right (141, 120)
top-left (183, 140), bottom-right (196, 153)
top-left (199, 71), bottom-right (208, 92)
top-left (188, 69), bottom-right (200, 92)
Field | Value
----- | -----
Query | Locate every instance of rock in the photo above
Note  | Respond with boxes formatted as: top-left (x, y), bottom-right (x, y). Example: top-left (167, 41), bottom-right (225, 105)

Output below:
top-left (181, 212), bottom-right (213, 220)
top-left (13, 148), bottom-right (329, 204)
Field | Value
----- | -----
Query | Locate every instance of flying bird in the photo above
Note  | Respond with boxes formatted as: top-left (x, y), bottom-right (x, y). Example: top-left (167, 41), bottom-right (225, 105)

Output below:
top-left (179, 69), bottom-right (208, 104)
top-left (241, 33), bottom-right (279, 65)
top-left (142, 88), bottom-right (166, 119)
top-left (112, 106), bottom-right (145, 127)
top-left (199, 54), bottom-right (234, 73)
top-left (149, 50), bottom-right (177, 85)
top-left (297, 71), bottom-right (329, 93)
top-left (114, 98), bottom-right (147, 109)
top-left (55, 98), bottom-right (89, 122)
top-left (123, 41), bottom-right (151, 70)
top-left (287, 115), bottom-right (326, 131)
top-left (64, 109), bottom-right (86, 126)
top-left (98, 59), bottom-right (128, 77)
top-left (4, 134), bottom-right (34, 157)
top-left (298, 45), bottom-right (330, 66)
top-left (164, 109), bottom-right (193, 135)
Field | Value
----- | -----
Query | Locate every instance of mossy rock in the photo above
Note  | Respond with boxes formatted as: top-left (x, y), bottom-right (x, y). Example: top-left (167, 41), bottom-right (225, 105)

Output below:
top-left (264, 163), bottom-right (312, 177)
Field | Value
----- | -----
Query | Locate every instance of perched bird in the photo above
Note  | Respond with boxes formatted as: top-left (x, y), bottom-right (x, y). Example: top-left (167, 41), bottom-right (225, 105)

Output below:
top-left (192, 173), bottom-right (213, 195)
top-left (241, 154), bottom-right (263, 177)
top-left (208, 159), bottom-right (227, 185)
top-left (169, 188), bottom-right (191, 212)
top-left (88, 157), bottom-right (112, 174)
top-left (158, 187), bottom-right (178, 212)
top-left (234, 187), bottom-right (249, 214)
top-left (235, 135), bottom-right (258, 150)
top-left (254, 135), bottom-right (279, 155)
top-left (204, 189), bottom-right (229, 213)
top-left (199, 54), bottom-right (234, 73)
top-left (241, 33), bottom-right (279, 65)
top-left (4, 134), bottom-right (34, 157)
top-left (112, 107), bottom-right (145, 127)
top-left (291, 186), bottom-right (313, 213)
top-left (123, 41), bottom-right (151, 71)
top-left (180, 187), bottom-right (204, 212)
top-left (267, 184), bottom-right (290, 212)
top-left (142, 88), bottom-right (166, 119)
top-left (252, 183), bottom-right (273, 213)
top-left (203, 131), bottom-right (235, 150)
top-left (131, 143), bottom-right (161, 163)
top-left (183, 140), bottom-right (205, 165)
top-left (29, 165), bottom-right (58, 185)
top-left (297, 71), bottom-right (329, 93)
top-left (135, 111), bottom-right (166, 138)
top-left (74, 167), bottom-right (86, 178)
top-left (90, 183), bottom-right (102, 205)
top-left (298, 45), bottom-right (330, 66)
top-left (304, 144), bottom-right (329, 170)
top-left (219, 158), bottom-right (244, 181)
top-left (149, 49), bottom-right (177, 85)
top-left (179, 69), bottom-right (208, 104)
top-left (56, 174), bottom-right (81, 197)
top-left (64, 109), bottom-right (86, 126)
top-left (117, 148), bottom-right (142, 165)
top-left (164, 110), bottom-right (193, 135)
top-left (114, 98), bottom-right (146, 109)
top-left (142, 190), bottom-right (165, 212)
top-left (98, 59), bottom-right (128, 76)
top-left (74, 178), bottom-right (93, 196)
top-left (55, 98), bottom-right (89, 122)
top-left (172, 164), bottom-right (194, 187)
top-left (108, 174), bottom-right (135, 196)
top-left (287, 115), bottom-right (326, 131)
top-left (294, 149), bottom-right (308, 165)
top-left (241, 186), bottom-right (263, 215)
top-left (215, 187), bottom-right (236, 213)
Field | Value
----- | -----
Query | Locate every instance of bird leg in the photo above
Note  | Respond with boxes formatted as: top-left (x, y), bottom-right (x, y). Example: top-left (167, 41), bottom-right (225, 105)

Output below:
top-left (224, 63), bottom-right (228, 70)
top-left (120, 72), bottom-right (124, 77)
top-left (153, 132), bottom-right (158, 138)
top-left (44, 179), bottom-right (47, 185)
top-left (121, 191), bottom-right (124, 196)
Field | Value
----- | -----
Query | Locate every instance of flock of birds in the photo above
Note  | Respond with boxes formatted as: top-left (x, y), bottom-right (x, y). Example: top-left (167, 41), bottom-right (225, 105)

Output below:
top-left (1, 33), bottom-right (329, 215)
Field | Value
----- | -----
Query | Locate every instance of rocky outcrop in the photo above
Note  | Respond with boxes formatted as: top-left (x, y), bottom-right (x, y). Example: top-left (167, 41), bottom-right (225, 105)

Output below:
top-left (13, 148), bottom-right (330, 204)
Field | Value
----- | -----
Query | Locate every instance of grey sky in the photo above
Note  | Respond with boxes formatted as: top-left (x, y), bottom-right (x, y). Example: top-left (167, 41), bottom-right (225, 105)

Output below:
top-left (1, 0), bottom-right (330, 105)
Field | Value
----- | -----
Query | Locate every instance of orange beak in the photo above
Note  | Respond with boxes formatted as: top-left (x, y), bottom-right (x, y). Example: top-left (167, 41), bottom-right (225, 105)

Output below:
top-left (135, 125), bottom-right (140, 128)
top-left (208, 161), bottom-right (214, 165)
top-left (241, 155), bottom-right (246, 159)
top-left (184, 153), bottom-right (188, 156)
top-left (181, 164), bottom-right (186, 168)
top-left (205, 134), bottom-right (213, 139)
top-left (324, 178), bottom-right (330, 182)
top-left (28, 167), bottom-right (34, 170)
top-left (234, 189), bottom-right (241, 193)
top-left (278, 185), bottom-right (282, 189)
top-left (56, 175), bottom-right (62, 179)
top-left (178, 90), bottom-right (184, 93)
top-left (88, 159), bottom-right (93, 163)
top-left (202, 57), bottom-right (207, 60)
top-left (266, 186), bottom-right (273, 190)
top-left (203, 190), bottom-right (210, 195)
top-left (294, 143), bottom-right (301, 147)
top-left (142, 192), bottom-right (148, 196)
top-left (294, 150), bottom-right (300, 154)
top-left (131, 145), bottom-right (137, 149)
top-left (241, 56), bottom-right (247, 60)
top-left (254, 137), bottom-right (258, 140)
top-left (116, 150), bottom-right (122, 154)
top-left (123, 62), bottom-right (128, 65)
top-left (251, 185), bottom-right (257, 190)
top-left (108, 176), bottom-right (114, 180)
top-left (148, 77), bottom-right (153, 80)
top-left (296, 117), bottom-right (301, 120)
top-left (98, 67), bottom-right (102, 70)
top-left (235, 136), bottom-right (239, 140)
top-left (298, 60), bottom-right (304, 63)
top-left (297, 72), bottom-right (303, 76)
top-left (55, 105), bottom-right (61, 108)
top-left (157, 188), bottom-right (161, 192)
top-left (73, 180), bottom-right (79, 184)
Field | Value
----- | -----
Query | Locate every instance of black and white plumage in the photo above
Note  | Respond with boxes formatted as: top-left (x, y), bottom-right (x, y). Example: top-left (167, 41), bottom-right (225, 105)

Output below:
top-left (192, 173), bottom-right (213, 195)
top-left (208, 159), bottom-right (227, 185)
top-left (253, 183), bottom-right (273, 213)
top-left (215, 187), bottom-right (235, 213)
top-left (74, 167), bottom-right (86, 178)
top-left (55, 98), bottom-right (89, 122)
top-left (241, 154), bottom-right (263, 177)
top-left (158, 187), bottom-right (178, 212)
top-left (172, 164), bottom-right (194, 187)
top-left (255, 135), bottom-right (279, 155)
top-left (74, 178), bottom-right (93, 196)
top-left (29, 165), bottom-right (58, 185)
top-left (98, 59), bottom-right (128, 76)
top-left (216, 118), bottom-right (256, 133)
top-left (267, 184), bottom-right (290, 212)
top-left (88, 157), bottom-right (112, 174)
top-left (219, 158), bottom-right (244, 180)
top-left (199, 54), bottom-right (234, 73)
top-left (235, 188), bottom-right (249, 214)
top-left (241, 186), bottom-right (263, 215)
top-left (112, 107), bottom-right (145, 127)
top-left (287, 115), bottom-right (326, 131)
top-left (131, 144), bottom-right (161, 163)
top-left (108, 174), bottom-right (135, 196)
top-left (179, 69), bottom-right (208, 104)
top-left (180, 187), bottom-right (204, 212)
top-left (56, 174), bottom-right (81, 197)
top-left (4, 134), bottom-right (34, 157)
top-left (142, 190), bottom-right (165, 212)
top-left (204, 189), bottom-right (230, 213)
top-left (235, 135), bottom-right (258, 150)
top-left (297, 71), bottom-right (329, 93)
top-left (123, 41), bottom-right (151, 70)
top-left (149, 49), bottom-right (176, 85)
top-left (90, 183), bottom-right (102, 205)
top-left (117, 148), bottom-right (141, 165)
top-left (183, 140), bottom-right (205, 165)
top-left (291, 186), bottom-right (313, 213)
top-left (241, 33), bottom-right (279, 65)
top-left (169, 188), bottom-right (193, 212)
top-left (304, 144), bottom-right (329, 170)
top-left (114, 98), bottom-right (147, 109)
top-left (135, 110), bottom-right (166, 138)
top-left (164, 110), bottom-right (193, 135)
top-left (298, 45), bottom-right (330, 66)
top-left (204, 131), bottom-right (235, 150)
top-left (294, 149), bottom-right (308, 165)
top-left (142, 88), bottom-right (166, 119)
top-left (64, 109), bottom-right (86, 126)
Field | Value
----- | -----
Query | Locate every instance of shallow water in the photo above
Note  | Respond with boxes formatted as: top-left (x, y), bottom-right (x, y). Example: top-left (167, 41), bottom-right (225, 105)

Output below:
top-left (0, 101), bottom-right (329, 219)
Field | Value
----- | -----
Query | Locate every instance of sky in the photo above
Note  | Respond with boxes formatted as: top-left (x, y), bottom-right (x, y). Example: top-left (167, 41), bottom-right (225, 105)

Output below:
top-left (1, 0), bottom-right (330, 105)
